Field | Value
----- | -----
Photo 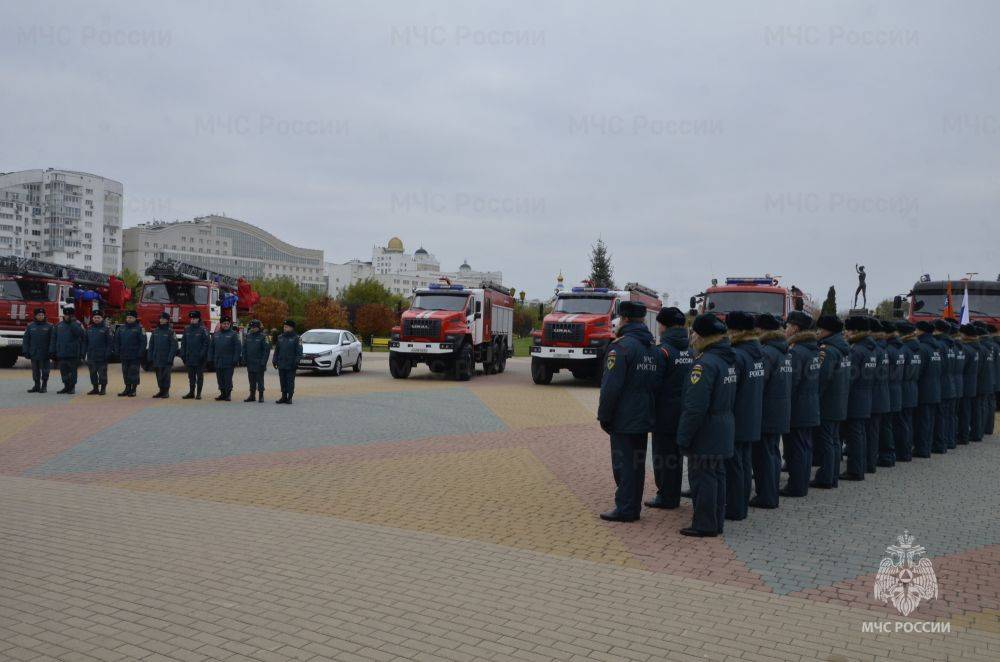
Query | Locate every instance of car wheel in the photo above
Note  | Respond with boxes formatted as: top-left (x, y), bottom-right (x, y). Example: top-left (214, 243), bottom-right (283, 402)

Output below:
top-left (353, 353), bottom-right (362, 372)
top-left (332, 357), bottom-right (342, 376)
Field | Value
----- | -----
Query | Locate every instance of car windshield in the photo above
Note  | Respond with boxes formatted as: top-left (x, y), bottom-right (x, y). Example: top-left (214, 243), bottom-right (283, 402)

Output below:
top-left (554, 296), bottom-right (613, 315)
top-left (912, 286), bottom-right (1000, 317)
top-left (0, 279), bottom-right (58, 302)
top-left (301, 331), bottom-right (341, 345)
top-left (411, 294), bottom-right (468, 311)
top-left (706, 291), bottom-right (785, 315)
top-left (141, 282), bottom-right (209, 305)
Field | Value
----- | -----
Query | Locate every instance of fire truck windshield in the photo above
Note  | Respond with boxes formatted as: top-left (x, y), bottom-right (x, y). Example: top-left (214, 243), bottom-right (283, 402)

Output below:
top-left (913, 286), bottom-right (1000, 317)
top-left (554, 296), bottom-right (612, 315)
top-left (141, 282), bottom-right (209, 305)
top-left (411, 294), bottom-right (469, 312)
top-left (706, 291), bottom-right (784, 315)
top-left (0, 279), bottom-right (59, 302)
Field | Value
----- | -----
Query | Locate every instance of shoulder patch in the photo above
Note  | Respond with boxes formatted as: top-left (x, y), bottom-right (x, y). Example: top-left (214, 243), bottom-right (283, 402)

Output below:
top-left (690, 363), bottom-right (703, 384)
top-left (606, 349), bottom-right (617, 371)
top-left (659, 347), bottom-right (670, 360)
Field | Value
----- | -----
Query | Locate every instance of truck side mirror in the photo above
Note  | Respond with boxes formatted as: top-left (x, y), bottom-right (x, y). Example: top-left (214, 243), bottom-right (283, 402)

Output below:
top-left (708, 302), bottom-right (716, 310)
top-left (689, 296), bottom-right (696, 310)
top-left (892, 295), bottom-right (902, 311)
top-left (913, 300), bottom-right (925, 312)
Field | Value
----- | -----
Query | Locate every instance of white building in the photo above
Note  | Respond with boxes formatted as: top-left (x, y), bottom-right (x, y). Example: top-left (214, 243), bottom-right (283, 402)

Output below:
top-left (326, 237), bottom-right (503, 297)
top-left (0, 168), bottom-right (123, 273)
top-left (123, 215), bottom-right (325, 289)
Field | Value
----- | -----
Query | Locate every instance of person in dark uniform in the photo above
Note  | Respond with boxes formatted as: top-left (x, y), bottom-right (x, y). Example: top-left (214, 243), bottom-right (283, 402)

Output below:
top-left (84, 311), bottom-right (113, 395)
top-left (22, 308), bottom-right (53, 393)
top-left (913, 320), bottom-right (943, 457)
top-left (147, 312), bottom-right (179, 398)
top-left (957, 323), bottom-right (980, 443)
top-left (812, 315), bottom-right (850, 488)
top-left (242, 319), bottom-right (270, 403)
top-left (114, 310), bottom-right (146, 396)
top-left (881, 321), bottom-right (903, 463)
top-left (782, 311), bottom-right (820, 497)
top-left (725, 311), bottom-right (764, 521)
top-left (749, 313), bottom-right (789, 509)
top-left (180, 310), bottom-right (210, 400)
top-left (974, 322), bottom-right (995, 437)
top-left (209, 316), bottom-right (242, 401)
top-left (49, 305), bottom-right (87, 394)
top-left (597, 301), bottom-right (665, 522)
top-left (676, 313), bottom-right (737, 537)
top-left (895, 321), bottom-right (921, 460)
top-left (945, 320), bottom-right (964, 448)
top-left (645, 307), bottom-right (693, 510)
top-left (932, 319), bottom-right (956, 452)
top-left (982, 323), bottom-right (998, 435)
top-left (842, 316), bottom-right (875, 480)
top-left (272, 320), bottom-right (303, 404)
top-left (868, 318), bottom-right (891, 471)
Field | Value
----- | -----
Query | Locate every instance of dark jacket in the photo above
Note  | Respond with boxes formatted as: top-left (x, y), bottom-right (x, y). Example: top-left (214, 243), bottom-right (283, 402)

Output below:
top-left (653, 327), bottom-right (694, 436)
top-left (886, 337), bottom-right (904, 412)
top-left (936, 335), bottom-right (957, 400)
top-left (870, 338), bottom-right (891, 415)
top-left (977, 338), bottom-right (995, 395)
top-left (598, 323), bottom-right (666, 434)
top-left (209, 328), bottom-right (242, 369)
top-left (901, 336), bottom-right (922, 409)
top-left (85, 321), bottom-right (114, 363)
top-left (916, 332), bottom-right (943, 404)
top-left (676, 336), bottom-right (738, 458)
top-left (114, 321), bottom-right (147, 361)
top-left (21, 320), bottom-right (54, 361)
top-left (50, 319), bottom-right (87, 360)
top-left (272, 331), bottom-right (303, 370)
top-left (991, 336), bottom-right (1000, 391)
top-left (758, 332), bottom-right (791, 435)
top-left (242, 330), bottom-right (271, 372)
top-left (847, 334), bottom-right (876, 419)
top-left (731, 335), bottom-right (765, 443)
top-left (818, 332), bottom-right (851, 422)
top-left (180, 322), bottom-right (211, 367)
top-left (147, 324), bottom-right (179, 368)
top-left (960, 340), bottom-right (979, 398)
top-left (787, 331), bottom-right (821, 428)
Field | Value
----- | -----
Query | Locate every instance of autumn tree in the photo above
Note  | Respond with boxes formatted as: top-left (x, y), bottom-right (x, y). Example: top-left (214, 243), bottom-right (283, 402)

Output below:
top-left (305, 297), bottom-right (348, 330)
top-left (353, 303), bottom-right (396, 341)
top-left (255, 296), bottom-right (289, 331)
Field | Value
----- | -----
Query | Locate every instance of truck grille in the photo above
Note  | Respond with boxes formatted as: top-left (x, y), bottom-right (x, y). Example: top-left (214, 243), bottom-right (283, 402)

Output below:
top-left (403, 318), bottom-right (441, 338)
top-left (544, 322), bottom-right (584, 343)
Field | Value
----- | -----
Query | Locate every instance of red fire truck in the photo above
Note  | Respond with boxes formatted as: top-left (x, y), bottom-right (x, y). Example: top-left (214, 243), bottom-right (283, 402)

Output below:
top-left (0, 256), bottom-right (132, 368)
top-left (904, 275), bottom-right (1000, 327)
top-left (137, 259), bottom-right (259, 338)
top-left (529, 282), bottom-right (661, 385)
top-left (389, 280), bottom-right (514, 381)
top-left (691, 276), bottom-right (816, 320)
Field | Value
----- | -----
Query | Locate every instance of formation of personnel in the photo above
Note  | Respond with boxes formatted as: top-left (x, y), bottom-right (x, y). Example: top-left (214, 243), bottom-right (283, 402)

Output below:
top-left (21, 307), bottom-right (304, 403)
top-left (598, 303), bottom-right (999, 537)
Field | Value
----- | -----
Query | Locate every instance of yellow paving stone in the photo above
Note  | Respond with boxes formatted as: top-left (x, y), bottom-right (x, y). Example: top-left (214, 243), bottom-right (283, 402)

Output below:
top-left (0, 412), bottom-right (43, 444)
top-left (467, 384), bottom-right (592, 429)
top-left (950, 609), bottom-right (1000, 634)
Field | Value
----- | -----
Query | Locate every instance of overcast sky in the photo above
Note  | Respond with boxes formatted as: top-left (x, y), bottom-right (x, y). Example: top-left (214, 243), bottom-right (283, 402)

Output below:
top-left (2, 1), bottom-right (997, 306)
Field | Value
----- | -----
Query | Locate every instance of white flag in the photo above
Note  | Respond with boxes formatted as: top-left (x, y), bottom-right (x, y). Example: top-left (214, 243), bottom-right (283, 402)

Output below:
top-left (960, 284), bottom-right (971, 325)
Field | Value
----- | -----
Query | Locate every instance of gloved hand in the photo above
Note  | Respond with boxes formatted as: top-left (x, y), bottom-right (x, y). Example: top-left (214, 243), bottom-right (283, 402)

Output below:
top-left (599, 419), bottom-right (613, 434)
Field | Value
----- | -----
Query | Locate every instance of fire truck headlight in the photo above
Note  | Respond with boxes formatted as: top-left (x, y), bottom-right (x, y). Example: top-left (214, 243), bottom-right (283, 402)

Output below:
top-left (532, 336), bottom-right (541, 346)
top-left (589, 338), bottom-right (606, 346)
top-left (444, 333), bottom-right (463, 343)
top-left (391, 332), bottom-right (400, 341)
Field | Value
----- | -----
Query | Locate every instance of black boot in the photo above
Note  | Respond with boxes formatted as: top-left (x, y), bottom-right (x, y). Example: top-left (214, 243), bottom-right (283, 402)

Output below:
top-left (244, 394), bottom-right (256, 402)
top-left (152, 391), bottom-right (164, 399)
top-left (64, 387), bottom-right (75, 395)
top-left (258, 391), bottom-right (264, 403)
top-left (118, 386), bottom-right (130, 397)
top-left (40, 380), bottom-right (47, 393)
top-left (56, 386), bottom-right (69, 394)
top-left (276, 394), bottom-right (287, 404)
top-left (127, 385), bottom-right (136, 397)
top-left (99, 384), bottom-right (106, 395)
top-left (182, 390), bottom-right (195, 400)
top-left (285, 395), bottom-right (292, 404)
top-left (87, 386), bottom-right (100, 395)
top-left (27, 383), bottom-right (40, 393)
top-left (195, 388), bottom-right (202, 400)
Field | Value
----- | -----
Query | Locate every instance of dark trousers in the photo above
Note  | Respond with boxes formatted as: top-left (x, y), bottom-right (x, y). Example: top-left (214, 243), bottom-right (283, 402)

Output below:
top-left (782, 427), bottom-right (813, 496)
top-left (913, 403), bottom-right (936, 457)
top-left (216, 366), bottom-right (234, 395)
top-left (751, 432), bottom-right (781, 507)
top-left (986, 393), bottom-right (996, 435)
top-left (58, 359), bottom-right (78, 389)
top-left (842, 418), bottom-right (866, 478)
top-left (689, 456), bottom-right (726, 534)
top-left (155, 366), bottom-right (171, 393)
top-left (865, 414), bottom-right (881, 472)
top-left (932, 401), bottom-right (950, 453)
top-left (945, 398), bottom-right (957, 449)
top-left (88, 361), bottom-right (108, 387)
top-left (970, 395), bottom-right (984, 441)
top-left (609, 433), bottom-right (647, 518)
top-left (279, 368), bottom-right (296, 397)
top-left (813, 421), bottom-right (841, 487)
top-left (957, 397), bottom-right (973, 444)
top-left (895, 409), bottom-right (913, 459)
top-left (186, 366), bottom-right (205, 394)
top-left (878, 411), bottom-right (896, 465)
top-left (650, 433), bottom-right (682, 507)
top-left (121, 359), bottom-right (141, 386)
top-left (724, 441), bottom-right (751, 520)
top-left (248, 369), bottom-right (265, 395)
top-left (30, 358), bottom-right (50, 385)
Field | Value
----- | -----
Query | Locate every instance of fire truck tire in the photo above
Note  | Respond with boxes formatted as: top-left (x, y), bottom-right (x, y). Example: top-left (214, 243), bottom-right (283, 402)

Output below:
top-left (531, 358), bottom-right (553, 385)
top-left (455, 344), bottom-right (474, 382)
top-left (353, 354), bottom-right (362, 372)
top-left (389, 354), bottom-right (411, 379)
top-left (496, 342), bottom-right (507, 373)
top-left (332, 357), bottom-right (342, 376)
top-left (0, 348), bottom-right (19, 369)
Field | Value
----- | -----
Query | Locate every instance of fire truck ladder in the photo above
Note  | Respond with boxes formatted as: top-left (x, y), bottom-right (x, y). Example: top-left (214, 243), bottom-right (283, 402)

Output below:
top-left (0, 255), bottom-right (112, 288)
top-left (480, 280), bottom-right (512, 296)
top-left (145, 259), bottom-right (240, 290)
top-left (624, 282), bottom-right (659, 298)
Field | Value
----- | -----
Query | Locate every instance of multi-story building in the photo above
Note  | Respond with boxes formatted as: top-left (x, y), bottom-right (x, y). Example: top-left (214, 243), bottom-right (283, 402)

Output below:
top-left (0, 168), bottom-right (123, 273)
top-left (123, 215), bottom-right (325, 289)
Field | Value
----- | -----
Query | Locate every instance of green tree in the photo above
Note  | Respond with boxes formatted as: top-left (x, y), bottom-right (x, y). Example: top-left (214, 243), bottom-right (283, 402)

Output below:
top-left (252, 277), bottom-right (310, 317)
top-left (339, 278), bottom-right (403, 308)
top-left (119, 268), bottom-right (142, 291)
top-left (589, 238), bottom-right (615, 289)
top-left (820, 286), bottom-right (837, 317)
top-left (874, 298), bottom-right (894, 320)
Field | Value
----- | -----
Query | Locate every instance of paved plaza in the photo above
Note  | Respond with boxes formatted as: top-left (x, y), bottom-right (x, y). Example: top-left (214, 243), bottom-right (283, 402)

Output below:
top-left (1, 355), bottom-right (998, 661)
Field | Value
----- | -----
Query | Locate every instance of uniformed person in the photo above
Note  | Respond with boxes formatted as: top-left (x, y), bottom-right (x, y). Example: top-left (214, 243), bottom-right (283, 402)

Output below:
top-left (749, 312), bottom-right (789, 509)
top-left (645, 307), bottom-right (693, 510)
top-left (880, 320), bottom-right (902, 464)
top-left (984, 323), bottom-right (998, 435)
top-left (597, 301), bottom-right (665, 522)
top-left (114, 310), bottom-right (146, 396)
top-left (913, 320), bottom-right (942, 457)
top-left (974, 322), bottom-right (995, 437)
top-left (957, 323), bottom-right (980, 443)
top-left (812, 315), bottom-right (850, 488)
top-left (895, 321), bottom-right (920, 461)
top-left (147, 311), bottom-right (179, 398)
top-left (725, 311), bottom-right (764, 521)
top-left (84, 311), bottom-right (113, 395)
top-left (272, 319), bottom-right (303, 404)
top-left (49, 305), bottom-right (87, 395)
top-left (932, 319), bottom-right (957, 452)
top-left (22, 308), bottom-right (53, 393)
top-left (945, 320), bottom-right (964, 449)
top-left (242, 319), bottom-right (270, 403)
top-left (209, 316), bottom-right (242, 401)
top-left (782, 311), bottom-right (820, 497)
top-left (868, 318), bottom-right (891, 471)
top-left (676, 313), bottom-right (737, 537)
top-left (841, 316), bottom-right (875, 480)
top-left (180, 310), bottom-right (210, 400)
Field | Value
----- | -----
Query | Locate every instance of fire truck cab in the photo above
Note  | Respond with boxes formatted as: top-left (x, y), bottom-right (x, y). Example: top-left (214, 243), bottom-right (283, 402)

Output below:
top-left (692, 276), bottom-right (811, 319)
top-left (530, 282), bottom-right (661, 385)
top-left (905, 276), bottom-right (1000, 327)
top-left (389, 280), bottom-right (514, 381)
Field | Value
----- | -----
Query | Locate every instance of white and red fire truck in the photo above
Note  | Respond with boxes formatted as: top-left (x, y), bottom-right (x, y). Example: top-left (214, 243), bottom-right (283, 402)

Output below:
top-left (389, 280), bottom-right (514, 381)
top-left (0, 256), bottom-right (132, 368)
top-left (529, 282), bottom-right (661, 385)
top-left (691, 276), bottom-right (816, 320)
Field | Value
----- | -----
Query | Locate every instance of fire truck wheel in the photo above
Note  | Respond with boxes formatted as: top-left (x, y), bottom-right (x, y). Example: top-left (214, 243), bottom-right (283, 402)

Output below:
top-left (332, 357), bottom-right (342, 376)
top-left (455, 344), bottom-right (474, 381)
top-left (0, 348), bottom-right (18, 369)
top-left (389, 354), bottom-right (411, 379)
top-left (530, 358), bottom-right (553, 385)
top-left (353, 354), bottom-right (362, 372)
top-left (496, 339), bottom-right (507, 373)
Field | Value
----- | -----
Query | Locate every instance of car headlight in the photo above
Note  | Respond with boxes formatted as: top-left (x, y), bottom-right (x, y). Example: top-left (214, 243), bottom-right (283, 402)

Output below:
top-left (317, 349), bottom-right (333, 357)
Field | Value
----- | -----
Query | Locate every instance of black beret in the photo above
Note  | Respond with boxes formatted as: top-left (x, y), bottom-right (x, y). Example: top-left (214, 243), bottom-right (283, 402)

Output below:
top-left (619, 301), bottom-right (647, 319)
top-left (220, 315), bottom-right (232, 323)
top-left (692, 313), bottom-right (726, 337)
top-left (125, 309), bottom-right (137, 317)
top-left (159, 311), bottom-right (171, 320)
top-left (656, 306), bottom-right (686, 327)
top-left (817, 315), bottom-right (844, 333)
top-left (880, 320), bottom-right (896, 334)
top-left (726, 310), bottom-right (755, 331)
top-left (973, 321), bottom-right (988, 330)
top-left (283, 319), bottom-right (296, 328)
top-left (33, 307), bottom-right (45, 315)
top-left (188, 310), bottom-right (201, 319)
top-left (895, 321), bottom-right (915, 334)
top-left (755, 313), bottom-right (782, 331)
top-left (960, 323), bottom-right (978, 335)
top-left (249, 319), bottom-right (262, 328)
top-left (933, 319), bottom-right (950, 332)
top-left (947, 321), bottom-right (959, 334)
top-left (845, 315), bottom-right (869, 331)
top-left (786, 311), bottom-right (814, 330)
top-left (916, 321), bottom-right (935, 333)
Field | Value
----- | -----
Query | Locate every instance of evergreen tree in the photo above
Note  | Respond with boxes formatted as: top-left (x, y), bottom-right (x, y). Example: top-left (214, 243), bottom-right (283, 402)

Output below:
top-left (821, 285), bottom-right (837, 317)
top-left (589, 238), bottom-right (615, 289)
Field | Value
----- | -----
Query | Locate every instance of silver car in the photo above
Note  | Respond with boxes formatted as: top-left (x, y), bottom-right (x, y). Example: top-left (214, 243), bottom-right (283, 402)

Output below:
top-left (298, 328), bottom-right (363, 375)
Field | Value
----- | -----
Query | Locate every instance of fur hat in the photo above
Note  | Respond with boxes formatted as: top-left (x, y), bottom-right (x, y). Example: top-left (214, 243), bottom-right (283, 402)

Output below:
top-left (754, 313), bottom-right (782, 331)
top-left (989, 324), bottom-right (998, 334)
top-left (933, 319), bottom-right (950, 333)
top-left (188, 310), bottom-right (201, 319)
top-left (33, 307), bottom-right (46, 316)
top-left (619, 301), bottom-right (647, 319)
top-left (786, 311), bottom-right (814, 330)
top-left (656, 306), bottom-right (686, 327)
top-left (817, 315), bottom-right (843, 333)
top-left (159, 311), bottom-right (171, 321)
top-left (845, 316), bottom-right (869, 332)
top-left (895, 320), bottom-right (915, 334)
top-left (249, 319), bottom-right (262, 328)
top-left (692, 313), bottom-right (726, 337)
top-left (220, 315), bottom-right (232, 323)
top-left (726, 310), bottom-right (755, 331)
top-left (960, 323), bottom-right (978, 336)
top-left (916, 320), bottom-right (935, 333)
